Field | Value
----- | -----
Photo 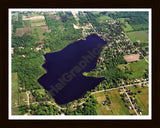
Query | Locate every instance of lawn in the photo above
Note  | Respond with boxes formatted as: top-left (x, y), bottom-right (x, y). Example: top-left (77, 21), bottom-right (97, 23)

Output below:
top-left (94, 90), bottom-right (131, 115)
top-left (12, 73), bottom-right (19, 107)
top-left (127, 30), bottom-right (148, 44)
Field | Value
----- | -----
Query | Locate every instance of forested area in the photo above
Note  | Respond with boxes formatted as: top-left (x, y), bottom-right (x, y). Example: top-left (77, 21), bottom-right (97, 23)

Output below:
top-left (12, 35), bottom-right (45, 90)
top-left (19, 103), bottom-right (61, 115)
top-left (65, 95), bottom-right (98, 115)
top-left (87, 56), bottom-right (127, 89)
top-left (108, 12), bottom-right (149, 31)
top-left (43, 12), bottom-right (83, 52)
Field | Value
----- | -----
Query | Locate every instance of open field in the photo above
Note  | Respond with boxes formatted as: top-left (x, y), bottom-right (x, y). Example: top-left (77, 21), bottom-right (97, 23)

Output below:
top-left (31, 21), bottom-right (46, 27)
top-left (12, 73), bottom-right (19, 107)
top-left (107, 90), bottom-right (131, 115)
top-left (19, 92), bottom-right (28, 105)
top-left (91, 11), bottom-right (100, 15)
top-left (125, 86), bottom-right (149, 115)
top-left (96, 104), bottom-right (113, 115)
top-left (15, 27), bottom-right (31, 36)
top-left (30, 19), bottom-right (47, 27)
top-left (97, 15), bottom-right (111, 23)
top-left (135, 87), bottom-right (149, 115)
top-left (48, 15), bottom-right (61, 20)
top-left (93, 92), bottom-right (107, 103)
top-left (124, 54), bottom-right (140, 62)
top-left (39, 26), bottom-right (50, 33)
top-left (117, 18), bottom-right (134, 32)
top-left (127, 30), bottom-right (148, 44)
top-left (23, 15), bottom-right (45, 20)
top-left (94, 90), bottom-right (131, 115)
top-left (31, 27), bottom-right (47, 40)
top-left (12, 107), bottom-right (21, 115)
top-left (118, 60), bottom-right (148, 79)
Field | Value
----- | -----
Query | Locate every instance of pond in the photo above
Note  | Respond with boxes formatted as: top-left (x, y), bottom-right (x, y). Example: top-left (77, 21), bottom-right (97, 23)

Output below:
top-left (38, 34), bottom-right (107, 105)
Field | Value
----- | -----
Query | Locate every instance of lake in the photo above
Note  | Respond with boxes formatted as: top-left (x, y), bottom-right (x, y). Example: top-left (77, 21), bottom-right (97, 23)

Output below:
top-left (38, 34), bottom-right (107, 105)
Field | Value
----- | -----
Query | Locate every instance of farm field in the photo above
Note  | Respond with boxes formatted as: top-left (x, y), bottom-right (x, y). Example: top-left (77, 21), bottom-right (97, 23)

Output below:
top-left (127, 30), bottom-right (148, 44)
top-left (23, 15), bottom-right (45, 20)
top-left (123, 54), bottom-right (140, 62)
top-left (15, 27), bottom-right (31, 36)
top-left (94, 90), bottom-right (131, 115)
top-left (12, 73), bottom-right (19, 107)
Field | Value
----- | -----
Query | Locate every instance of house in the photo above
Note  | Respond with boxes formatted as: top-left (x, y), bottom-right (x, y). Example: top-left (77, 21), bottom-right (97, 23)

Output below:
top-left (73, 24), bottom-right (79, 29)
top-left (18, 46), bottom-right (24, 49)
top-left (61, 113), bottom-right (65, 116)
top-left (11, 47), bottom-right (14, 54)
top-left (140, 112), bottom-right (142, 115)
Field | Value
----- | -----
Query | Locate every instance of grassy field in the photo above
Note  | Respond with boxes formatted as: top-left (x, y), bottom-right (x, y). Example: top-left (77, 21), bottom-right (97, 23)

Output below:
top-left (135, 87), bottom-right (149, 115)
top-left (127, 30), bottom-right (148, 44)
top-left (19, 92), bottom-right (28, 105)
top-left (12, 107), bottom-right (21, 115)
top-left (31, 27), bottom-right (46, 40)
top-left (118, 60), bottom-right (148, 79)
top-left (91, 11), bottom-right (100, 15)
top-left (94, 90), bottom-right (131, 115)
top-left (97, 15), bottom-right (111, 23)
top-left (125, 86), bottom-right (149, 115)
top-left (15, 27), bottom-right (31, 36)
top-left (31, 22), bottom-right (46, 27)
top-left (31, 19), bottom-right (46, 27)
top-left (12, 73), bottom-right (19, 107)
top-left (117, 18), bottom-right (134, 32)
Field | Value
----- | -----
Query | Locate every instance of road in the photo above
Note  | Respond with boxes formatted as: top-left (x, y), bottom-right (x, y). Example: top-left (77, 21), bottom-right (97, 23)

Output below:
top-left (78, 82), bottom-right (147, 106)
top-left (12, 81), bottom-right (148, 110)
top-left (123, 87), bottom-right (139, 115)
top-left (26, 91), bottom-right (30, 106)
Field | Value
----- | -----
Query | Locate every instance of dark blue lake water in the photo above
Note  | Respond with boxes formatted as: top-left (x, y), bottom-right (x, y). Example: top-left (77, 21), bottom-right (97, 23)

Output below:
top-left (38, 34), bottom-right (107, 105)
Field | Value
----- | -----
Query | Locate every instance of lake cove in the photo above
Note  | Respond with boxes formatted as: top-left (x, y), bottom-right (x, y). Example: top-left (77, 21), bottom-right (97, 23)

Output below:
top-left (38, 34), bottom-right (107, 105)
